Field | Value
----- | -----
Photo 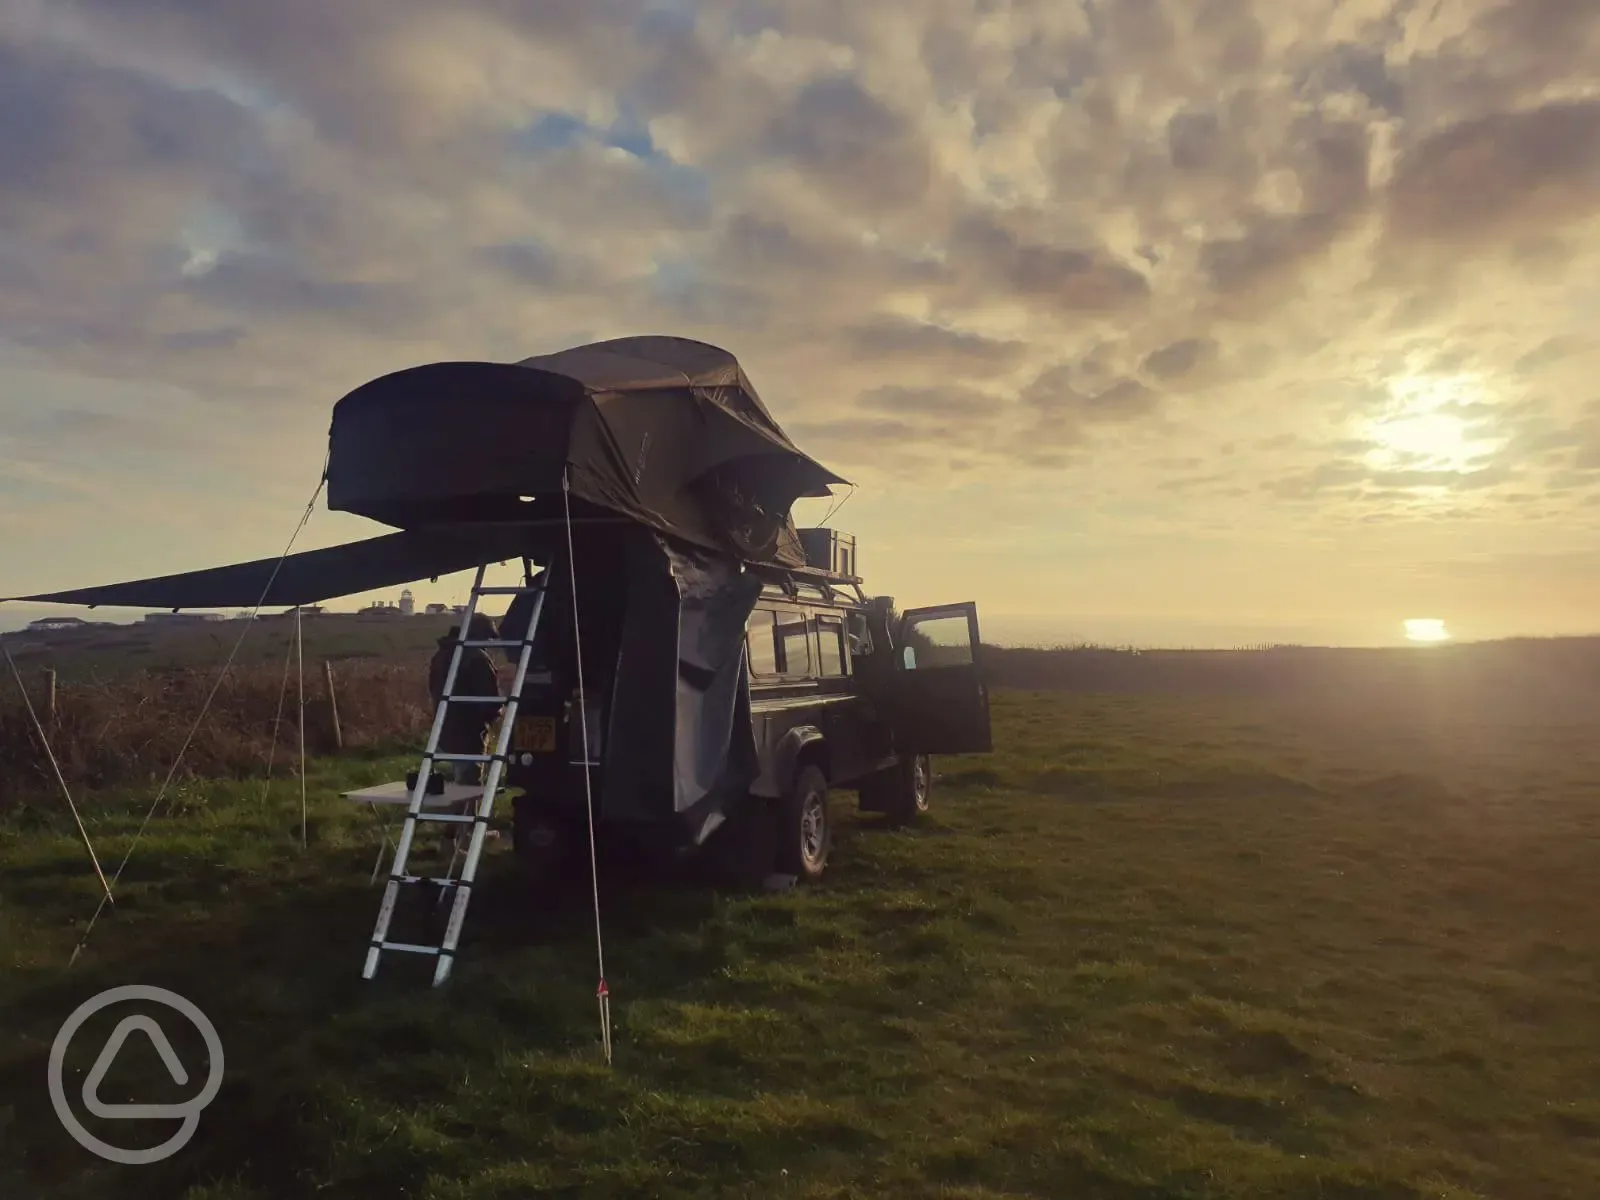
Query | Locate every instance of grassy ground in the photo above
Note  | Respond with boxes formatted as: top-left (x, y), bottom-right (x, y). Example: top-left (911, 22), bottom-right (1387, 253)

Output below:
top-left (2, 690), bottom-right (1598, 1198)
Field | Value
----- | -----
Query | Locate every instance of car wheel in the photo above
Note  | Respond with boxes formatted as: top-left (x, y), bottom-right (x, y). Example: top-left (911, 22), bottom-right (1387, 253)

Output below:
top-left (512, 798), bottom-right (568, 893)
top-left (705, 794), bottom-right (776, 891)
top-left (776, 763), bottom-right (831, 881)
top-left (883, 754), bottom-right (932, 828)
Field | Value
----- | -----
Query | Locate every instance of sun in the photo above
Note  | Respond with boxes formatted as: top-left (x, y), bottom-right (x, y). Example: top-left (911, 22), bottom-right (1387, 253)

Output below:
top-left (1362, 373), bottom-right (1503, 473)
top-left (1403, 618), bottom-right (1451, 644)
top-left (1373, 410), bottom-right (1469, 462)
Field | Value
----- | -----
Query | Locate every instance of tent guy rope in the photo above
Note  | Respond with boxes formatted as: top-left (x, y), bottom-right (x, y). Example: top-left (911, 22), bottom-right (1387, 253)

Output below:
top-left (563, 467), bottom-right (613, 1064)
top-left (68, 471), bottom-right (327, 967)
top-left (259, 618), bottom-right (299, 810)
top-left (296, 601), bottom-right (307, 849)
top-left (815, 481), bottom-right (858, 530)
top-left (3, 642), bottom-right (114, 908)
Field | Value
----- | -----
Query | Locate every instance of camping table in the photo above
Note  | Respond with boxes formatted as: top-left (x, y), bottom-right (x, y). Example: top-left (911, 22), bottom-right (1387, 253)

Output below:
top-left (341, 781), bottom-right (504, 884)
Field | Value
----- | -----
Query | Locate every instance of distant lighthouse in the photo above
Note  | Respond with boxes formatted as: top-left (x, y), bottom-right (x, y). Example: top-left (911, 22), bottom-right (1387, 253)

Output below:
top-left (399, 588), bottom-right (415, 617)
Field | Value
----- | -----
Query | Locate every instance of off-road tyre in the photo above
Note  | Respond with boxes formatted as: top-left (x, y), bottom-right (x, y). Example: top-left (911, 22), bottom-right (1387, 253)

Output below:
top-left (775, 763), bottom-right (832, 882)
top-left (860, 754), bottom-right (932, 827)
top-left (704, 795), bottom-right (776, 892)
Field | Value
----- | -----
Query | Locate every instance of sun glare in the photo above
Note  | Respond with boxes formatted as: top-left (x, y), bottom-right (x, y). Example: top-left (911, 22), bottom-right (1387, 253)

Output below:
top-left (1362, 373), bottom-right (1502, 474)
top-left (1403, 618), bottom-right (1451, 644)
top-left (1373, 410), bottom-right (1468, 461)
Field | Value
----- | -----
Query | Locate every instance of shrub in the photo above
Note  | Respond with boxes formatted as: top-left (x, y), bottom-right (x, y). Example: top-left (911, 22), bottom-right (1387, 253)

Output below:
top-left (0, 654), bottom-right (435, 810)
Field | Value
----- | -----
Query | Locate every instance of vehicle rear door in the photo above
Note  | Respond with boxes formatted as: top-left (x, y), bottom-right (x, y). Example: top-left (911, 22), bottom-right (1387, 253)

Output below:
top-left (887, 602), bottom-right (992, 754)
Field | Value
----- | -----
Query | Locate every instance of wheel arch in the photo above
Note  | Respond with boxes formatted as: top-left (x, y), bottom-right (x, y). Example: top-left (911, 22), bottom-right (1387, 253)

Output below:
top-left (780, 724), bottom-right (830, 789)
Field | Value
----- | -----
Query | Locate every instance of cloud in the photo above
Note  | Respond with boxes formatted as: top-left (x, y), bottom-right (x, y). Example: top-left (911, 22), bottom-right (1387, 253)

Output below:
top-left (842, 317), bottom-right (1023, 369)
top-left (1301, 42), bottom-right (1405, 117)
top-left (0, 37), bottom-right (257, 207)
top-left (1015, 366), bottom-right (1164, 456)
top-left (764, 73), bottom-right (935, 214)
top-left (1142, 337), bottom-right (1218, 381)
top-left (1514, 335), bottom-right (1589, 377)
top-left (160, 326), bottom-right (249, 352)
top-left (948, 213), bottom-right (1153, 313)
top-left (858, 385), bottom-right (997, 417)
top-left (1384, 98), bottom-right (1600, 246)
top-left (1195, 119), bottom-right (1374, 302)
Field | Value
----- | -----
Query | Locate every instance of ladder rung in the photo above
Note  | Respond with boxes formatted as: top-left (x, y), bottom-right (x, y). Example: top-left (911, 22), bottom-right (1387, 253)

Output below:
top-left (474, 586), bottom-right (539, 595)
top-left (375, 941), bottom-right (444, 957)
top-left (441, 694), bottom-right (507, 704)
top-left (460, 639), bottom-right (534, 648)
top-left (393, 875), bottom-right (465, 887)
top-left (413, 812), bottom-right (479, 825)
top-left (432, 753), bottom-right (496, 763)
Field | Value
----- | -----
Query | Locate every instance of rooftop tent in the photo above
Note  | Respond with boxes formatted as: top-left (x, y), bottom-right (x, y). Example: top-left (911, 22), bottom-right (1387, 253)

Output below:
top-left (324, 335), bottom-right (847, 567)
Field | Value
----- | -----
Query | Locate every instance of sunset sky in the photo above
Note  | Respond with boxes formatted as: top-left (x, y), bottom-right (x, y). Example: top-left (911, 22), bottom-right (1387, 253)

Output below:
top-left (1, 0), bottom-right (1597, 647)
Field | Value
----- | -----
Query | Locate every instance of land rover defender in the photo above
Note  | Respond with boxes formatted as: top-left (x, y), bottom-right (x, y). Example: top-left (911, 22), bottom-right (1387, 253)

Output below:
top-left (500, 527), bottom-right (992, 886)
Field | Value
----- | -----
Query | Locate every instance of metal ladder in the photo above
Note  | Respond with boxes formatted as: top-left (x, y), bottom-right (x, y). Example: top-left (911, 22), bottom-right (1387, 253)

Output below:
top-left (362, 561), bottom-right (546, 985)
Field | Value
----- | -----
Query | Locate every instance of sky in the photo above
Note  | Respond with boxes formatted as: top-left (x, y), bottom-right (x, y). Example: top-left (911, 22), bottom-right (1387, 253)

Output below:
top-left (0, 0), bottom-right (1597, 648)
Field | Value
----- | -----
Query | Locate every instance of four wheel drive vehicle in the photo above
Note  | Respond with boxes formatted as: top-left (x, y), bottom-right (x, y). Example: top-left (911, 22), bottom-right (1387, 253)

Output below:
top-left (496, 526), bottom-right (992, 887)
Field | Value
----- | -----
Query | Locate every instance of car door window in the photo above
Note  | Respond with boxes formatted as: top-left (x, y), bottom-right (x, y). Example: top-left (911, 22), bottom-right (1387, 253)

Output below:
top-left (775, 610), bottom-right (812, 676)
top-left (899, 609), bottom-right (974, 668)
top-left (816, 615), bottom-right (847, 676)
top-left (747, 608), bottom-right (779, 676)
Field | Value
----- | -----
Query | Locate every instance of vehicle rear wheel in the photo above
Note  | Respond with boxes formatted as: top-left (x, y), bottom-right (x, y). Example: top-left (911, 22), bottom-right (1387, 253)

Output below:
top-left (512, 797), bottom-right (568, 891)
top-left (881, 753), bottom-right (932, 827)
top-left (704, 794), bottom-right (776, 891)
top-left (775, 763), bottom-right (831, 881)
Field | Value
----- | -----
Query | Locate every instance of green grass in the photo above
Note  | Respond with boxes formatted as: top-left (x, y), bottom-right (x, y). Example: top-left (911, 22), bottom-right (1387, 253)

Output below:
top-left (2, 690), bottom-right (1598, 1198)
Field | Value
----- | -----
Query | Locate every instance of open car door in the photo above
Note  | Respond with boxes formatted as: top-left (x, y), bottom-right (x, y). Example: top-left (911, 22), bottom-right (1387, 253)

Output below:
top-left (888, 602), bottom-right (992, 754)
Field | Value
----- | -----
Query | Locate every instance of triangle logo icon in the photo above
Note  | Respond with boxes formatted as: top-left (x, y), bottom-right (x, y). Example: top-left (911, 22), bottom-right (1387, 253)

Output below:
top-left (82, 1016), bottom-right (193, 1119)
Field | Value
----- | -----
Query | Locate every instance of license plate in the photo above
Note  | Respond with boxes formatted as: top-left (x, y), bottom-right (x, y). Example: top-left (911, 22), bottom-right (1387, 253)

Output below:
top-left (514, 716), bottom-right (556, 753)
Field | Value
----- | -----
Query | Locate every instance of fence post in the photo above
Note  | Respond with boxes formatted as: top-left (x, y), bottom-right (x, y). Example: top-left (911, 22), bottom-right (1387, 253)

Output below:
top-left (323, 660), bottom-right (344, 751)
top-left (44, 668), bottom-right (56, 727)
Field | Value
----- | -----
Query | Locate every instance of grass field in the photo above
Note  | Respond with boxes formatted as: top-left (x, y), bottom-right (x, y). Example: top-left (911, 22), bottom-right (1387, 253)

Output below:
top-left (2, 688), bottom-right (1599, 1198)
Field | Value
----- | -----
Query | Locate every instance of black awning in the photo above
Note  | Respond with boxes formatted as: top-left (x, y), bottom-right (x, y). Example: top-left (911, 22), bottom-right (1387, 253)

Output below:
top-left (5, 526), bottom-right (544, 611)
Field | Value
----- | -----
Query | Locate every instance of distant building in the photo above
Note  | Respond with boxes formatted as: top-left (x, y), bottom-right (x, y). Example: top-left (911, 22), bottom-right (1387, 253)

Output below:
top-left (28, 616), bottom-right (87, 631)
top-left (399, 589), bottom-right (416, 617)
top-left (424, 603), bottom-right (450, 615)
top-left (357, 600), bottom-right (403, 618)
top-left (263, 605), bottom-right (324, 620)
top-left (143, 612), bottom-right (226, 624)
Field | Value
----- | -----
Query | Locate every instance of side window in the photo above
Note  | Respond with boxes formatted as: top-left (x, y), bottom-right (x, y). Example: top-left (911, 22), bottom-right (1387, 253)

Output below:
top-left (775, 610), bottom-right (812, 676)
top-left (845, 611), bottom-right (872, 657)
top-left (746, 608), bottom-right (779, 676)
top-left (816, 615), bottom-right (847, 677)
top-left (900, 609), bottom-right (974, 669)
